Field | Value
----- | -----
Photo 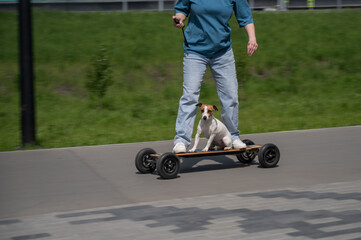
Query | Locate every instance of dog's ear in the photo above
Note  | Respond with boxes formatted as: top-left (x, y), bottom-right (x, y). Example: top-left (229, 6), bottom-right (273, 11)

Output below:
top-left (196, 103), bottom-right (202, 107)
top-left (213, 105), bottom-right (218, 111)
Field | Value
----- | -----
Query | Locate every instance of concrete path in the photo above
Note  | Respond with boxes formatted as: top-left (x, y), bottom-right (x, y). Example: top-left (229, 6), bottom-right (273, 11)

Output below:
top-left (0, 126), bottom-right (360, 239)
top-left (1, 180), bottom-right (361, 240)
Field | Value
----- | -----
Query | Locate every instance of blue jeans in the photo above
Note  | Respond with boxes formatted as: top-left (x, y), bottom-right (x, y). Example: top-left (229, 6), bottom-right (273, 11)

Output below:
top-left (174, 49), bottom-right (240, 147)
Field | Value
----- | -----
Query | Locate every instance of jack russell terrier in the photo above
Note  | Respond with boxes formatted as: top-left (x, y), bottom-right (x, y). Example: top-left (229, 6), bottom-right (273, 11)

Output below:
top-left (189, 103), bottom-right (234, 152)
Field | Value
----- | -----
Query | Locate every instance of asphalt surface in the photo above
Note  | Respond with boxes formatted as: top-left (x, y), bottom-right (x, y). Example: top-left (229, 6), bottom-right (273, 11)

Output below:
top-left (0, 126), bottom-right (360, 239)
top-left (1, 125), bottom-right (360, 218)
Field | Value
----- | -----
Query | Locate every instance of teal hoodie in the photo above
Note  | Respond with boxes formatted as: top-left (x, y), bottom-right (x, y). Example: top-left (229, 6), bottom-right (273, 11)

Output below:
top-left (175, 0), bottom-right (253, 58)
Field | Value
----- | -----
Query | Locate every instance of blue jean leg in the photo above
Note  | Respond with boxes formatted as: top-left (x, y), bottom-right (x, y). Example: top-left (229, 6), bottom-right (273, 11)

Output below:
top-left (209, 49), bottom-right (240, 141)
top-left (174, 49), bottom-right (241, 146)
top-left (174, 53), bottom-right (208, 146)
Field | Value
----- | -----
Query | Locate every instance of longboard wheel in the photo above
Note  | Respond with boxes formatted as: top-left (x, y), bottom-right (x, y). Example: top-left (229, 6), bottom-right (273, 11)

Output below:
top-left (157, 153), bottom-right (180, 179)
top-left (236, 139), bottom-right (257, 164)
top-left (258, 143), bottom-right (280, 168)
top-left (135, 148), bottom-right (156, 174)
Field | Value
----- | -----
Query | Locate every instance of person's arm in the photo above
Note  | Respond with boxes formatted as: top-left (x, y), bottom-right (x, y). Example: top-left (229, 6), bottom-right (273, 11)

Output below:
top-left (173, 0), bottom-right (189, 28)
top-left (244, 23), bottom-right (258, 56)
top-left (234, 0), bottom-right (258, 56)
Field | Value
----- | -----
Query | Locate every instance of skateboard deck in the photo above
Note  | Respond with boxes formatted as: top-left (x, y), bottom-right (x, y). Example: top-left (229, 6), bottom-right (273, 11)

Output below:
top-left (150, 145), bottom-right (262, 158)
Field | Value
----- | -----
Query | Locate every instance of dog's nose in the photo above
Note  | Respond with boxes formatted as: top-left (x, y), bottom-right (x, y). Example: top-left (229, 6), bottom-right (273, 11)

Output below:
top-left (203, 116), bottom-right (207, 120)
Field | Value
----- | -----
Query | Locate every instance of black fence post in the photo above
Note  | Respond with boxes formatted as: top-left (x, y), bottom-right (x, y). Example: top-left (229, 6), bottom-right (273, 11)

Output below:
top-left (18, 0), bottom-right (36, 146)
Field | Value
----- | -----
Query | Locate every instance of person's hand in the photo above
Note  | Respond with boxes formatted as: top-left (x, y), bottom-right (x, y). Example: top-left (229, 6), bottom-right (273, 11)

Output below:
top-left (172, 13), bottom-right (186, 28)
top-left (247, 40), bottom-right (258, 56)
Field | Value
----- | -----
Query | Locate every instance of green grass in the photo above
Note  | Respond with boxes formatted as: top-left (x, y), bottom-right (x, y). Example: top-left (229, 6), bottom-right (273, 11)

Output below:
top-left (0, 9), bottom-right (360, 151)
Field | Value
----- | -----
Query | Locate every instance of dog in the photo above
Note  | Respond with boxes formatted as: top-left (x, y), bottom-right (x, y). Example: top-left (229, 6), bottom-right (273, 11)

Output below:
top-left (189, 103), bottom-right (233, 152)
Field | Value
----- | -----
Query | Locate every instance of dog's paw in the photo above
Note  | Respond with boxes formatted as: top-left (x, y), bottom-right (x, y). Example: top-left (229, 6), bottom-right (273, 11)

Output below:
top-left (188, 148), bottom-right (196, 153)
top-left (202, 148), bottom-right (209, 152)
top-left (224, 146), bottom-right (232, 150)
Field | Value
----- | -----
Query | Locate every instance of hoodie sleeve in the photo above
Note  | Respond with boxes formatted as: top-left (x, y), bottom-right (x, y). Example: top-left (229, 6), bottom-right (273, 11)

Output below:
top-left (174, 0), bottom-right (190, 17)
top-left (233, 0), bottom-right (254, 28)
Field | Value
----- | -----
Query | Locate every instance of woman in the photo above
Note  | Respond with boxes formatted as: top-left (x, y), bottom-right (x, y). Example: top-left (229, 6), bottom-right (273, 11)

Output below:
top-left (172, 0), bottom-right (258, 153)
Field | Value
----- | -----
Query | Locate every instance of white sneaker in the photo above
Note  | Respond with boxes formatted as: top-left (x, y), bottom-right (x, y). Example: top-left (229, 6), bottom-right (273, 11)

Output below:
top-left (233, 139), bottom-right (247, 149)
top-left (172, 142), bottom-right (186, 153)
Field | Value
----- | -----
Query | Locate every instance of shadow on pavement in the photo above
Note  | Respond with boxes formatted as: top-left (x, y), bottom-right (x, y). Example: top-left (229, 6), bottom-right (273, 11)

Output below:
top-left (179, 156), bottom-right (258, 173)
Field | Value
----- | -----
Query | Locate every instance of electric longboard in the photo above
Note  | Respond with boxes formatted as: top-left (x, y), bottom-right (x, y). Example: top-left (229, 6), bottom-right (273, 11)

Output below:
top-left (135, 139), bottom-right (280, 179)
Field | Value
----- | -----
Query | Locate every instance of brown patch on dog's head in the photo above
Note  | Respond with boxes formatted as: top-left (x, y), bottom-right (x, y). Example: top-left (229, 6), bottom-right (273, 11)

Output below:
top-left (196, 103), bottom-right (218, 120)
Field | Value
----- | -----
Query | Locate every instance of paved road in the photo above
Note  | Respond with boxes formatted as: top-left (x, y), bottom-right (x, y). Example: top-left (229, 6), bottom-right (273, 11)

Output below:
top-left (0, 126), bottom-right (360, 239)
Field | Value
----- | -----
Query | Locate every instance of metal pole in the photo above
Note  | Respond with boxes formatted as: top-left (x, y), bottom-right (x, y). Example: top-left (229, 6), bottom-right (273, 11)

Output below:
top-left (337, 0), bottom-right (342, 10)
top-left (158, 0), bottom-right (164, 11)
top-left (279, 0), bottom-right (285, 10)
top-left (18, 0), bottom-right (36, 146)
top-left (122, 0), bottom-right (128, 11)
top-left (249, 0), bottom-right (255, 10)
